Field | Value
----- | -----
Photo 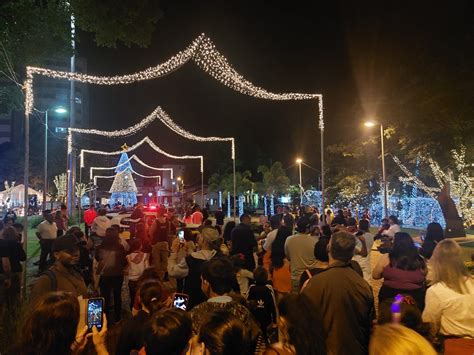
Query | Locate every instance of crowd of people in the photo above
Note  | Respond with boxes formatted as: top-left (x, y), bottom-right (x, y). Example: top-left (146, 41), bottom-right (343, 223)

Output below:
top-left (0, 202), bottom-right (473, 354)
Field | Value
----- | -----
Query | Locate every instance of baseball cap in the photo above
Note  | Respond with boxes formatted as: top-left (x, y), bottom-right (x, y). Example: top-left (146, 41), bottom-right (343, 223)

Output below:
top-left (52, 235), bottom-right (81, 253)
top-left (201, 227), bottom-right (220, 243)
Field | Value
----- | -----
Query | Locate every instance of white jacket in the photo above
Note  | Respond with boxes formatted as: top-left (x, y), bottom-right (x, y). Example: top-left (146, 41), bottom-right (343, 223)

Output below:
top-left (92, 215), bottom-right (112, 237)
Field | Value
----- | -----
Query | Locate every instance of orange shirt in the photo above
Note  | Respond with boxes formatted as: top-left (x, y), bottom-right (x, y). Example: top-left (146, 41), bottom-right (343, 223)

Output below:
top-left (265, 251), bottom-right (291, 294)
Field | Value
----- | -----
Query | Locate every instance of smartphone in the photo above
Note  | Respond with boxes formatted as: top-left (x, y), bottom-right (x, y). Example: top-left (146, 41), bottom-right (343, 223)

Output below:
top-left (87, 297), bottom-right (104, 331)
top-left (420, 231), bottom-right (426, 241)
top-left (178, 230), bottom-right (185, 243)
top-left (172, 293), bottom-right (189, 311)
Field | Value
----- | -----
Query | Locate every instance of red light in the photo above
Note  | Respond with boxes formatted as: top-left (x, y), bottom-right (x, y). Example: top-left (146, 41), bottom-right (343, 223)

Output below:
top-left (150, 205), bottom-right (157, 210)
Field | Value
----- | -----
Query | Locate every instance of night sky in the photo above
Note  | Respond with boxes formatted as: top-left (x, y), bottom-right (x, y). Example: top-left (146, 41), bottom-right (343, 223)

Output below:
top-left (77, 1), bottom-right (472, 186)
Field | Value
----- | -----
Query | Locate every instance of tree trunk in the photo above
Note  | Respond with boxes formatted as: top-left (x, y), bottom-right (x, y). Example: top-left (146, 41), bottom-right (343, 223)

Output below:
top-left (437, 184), bottom-right (466, 238)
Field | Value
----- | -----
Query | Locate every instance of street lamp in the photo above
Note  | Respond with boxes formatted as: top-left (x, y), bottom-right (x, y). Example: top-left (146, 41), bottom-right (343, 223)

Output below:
top-left (295, 158), bottom-right (303, 205)
top-left (35, 106), bottom-right (68, 210)
top-left (364, 120), bottom-right (388, 217)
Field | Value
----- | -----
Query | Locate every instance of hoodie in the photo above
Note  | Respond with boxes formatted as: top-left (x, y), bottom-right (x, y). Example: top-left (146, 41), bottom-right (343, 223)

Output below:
top-left (92, 215), bottom-right (112, 237)
top-left (168, 249), bottom-right (217, 309)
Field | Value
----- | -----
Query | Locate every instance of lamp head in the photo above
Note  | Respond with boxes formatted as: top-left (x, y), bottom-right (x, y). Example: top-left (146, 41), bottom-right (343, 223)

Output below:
top-left (54, 107), bottom-right (67, 114)
top-left (364, 121), bottom-right (376, 128)
top-left (296, 158), bottom-right (303, 164)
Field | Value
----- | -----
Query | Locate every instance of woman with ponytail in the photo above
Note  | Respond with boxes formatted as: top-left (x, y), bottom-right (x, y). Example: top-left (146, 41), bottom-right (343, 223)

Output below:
top-left (116, 281), bottom-right (167, 355)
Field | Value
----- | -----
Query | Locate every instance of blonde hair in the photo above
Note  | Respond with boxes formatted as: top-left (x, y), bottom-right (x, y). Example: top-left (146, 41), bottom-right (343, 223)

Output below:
top-left (370, 324), bottom-right (436, 355)
top-left (429, 239), bottom-right (471, 294)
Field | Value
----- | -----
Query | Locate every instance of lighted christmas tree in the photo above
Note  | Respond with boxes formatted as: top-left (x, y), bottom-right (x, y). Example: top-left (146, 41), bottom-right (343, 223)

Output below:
top-left (110, 145), bottom-right (138, 206)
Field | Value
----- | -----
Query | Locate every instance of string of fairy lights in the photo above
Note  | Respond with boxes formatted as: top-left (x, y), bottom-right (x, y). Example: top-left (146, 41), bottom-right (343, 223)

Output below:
top-left (25, 34), bottom-right (323, 121)
top-left (92, 169), bottom-right (162, 186)
top-left (393, 156), bottom-right (440, 198)
top-left (81, 136), bottom-right (204, 172)
top-left (89, 154), bottom-right (174, 180)
top-left (157, 107), bottom-right (235, 159)
top-left (24, 33), bottom-right (325, 213)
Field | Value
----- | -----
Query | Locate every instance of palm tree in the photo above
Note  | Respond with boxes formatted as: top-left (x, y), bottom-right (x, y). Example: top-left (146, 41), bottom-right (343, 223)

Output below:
top-left (255, 162), bottom-right (290, 214)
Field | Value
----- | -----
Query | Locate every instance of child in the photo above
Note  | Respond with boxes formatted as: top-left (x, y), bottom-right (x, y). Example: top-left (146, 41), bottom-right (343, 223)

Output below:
top-left (126, 238), bottom-right (150, 309)
top-left (246, 267), bottom-right (277, 343)
top-left (232, 254), bottom-right (254, 296)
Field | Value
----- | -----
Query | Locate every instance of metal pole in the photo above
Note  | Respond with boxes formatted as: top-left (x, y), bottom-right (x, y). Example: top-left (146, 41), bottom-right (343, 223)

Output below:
top-left (22, 110), bottom-right (30, 299)
top-left (171, 182), bottom-right (174, 207)
top-left (201, 171), bottom-right (204, 208)
top-left (43, 110), bottom-right (48, 211)
top-left (232, 157), bottom-right (236, 220)
top-left (298, 161), bottom-right (303, 205)
top-left (380, 124), bottom-right (388, 217)
top-left (67, 12), bottom-right (76, 216)
top-left (320, 128), bottom-right (325, 223)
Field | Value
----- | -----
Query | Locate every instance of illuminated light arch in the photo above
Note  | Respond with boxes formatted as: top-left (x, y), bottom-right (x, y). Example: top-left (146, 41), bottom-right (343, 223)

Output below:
top-left (89, 154), bottom-right (174, 180)
top-left (25, 33), bottom-right (325, 210)
top-left (81, 136), bottom-right (204, 173)
top-left (93, 169), bottom-right (162, 186)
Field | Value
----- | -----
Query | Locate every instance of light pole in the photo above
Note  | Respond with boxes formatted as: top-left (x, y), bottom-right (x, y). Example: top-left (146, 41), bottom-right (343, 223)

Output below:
top-left (35, 107), bottom-right (67, 211)
top-left (364, 121), bottom-right (388, 217)
top-left (171, 180), bottom-right (175, 207)
top-left (177, 176), bottom-right (183, 205)
top-left (296, 158), bottom-right (303, 205)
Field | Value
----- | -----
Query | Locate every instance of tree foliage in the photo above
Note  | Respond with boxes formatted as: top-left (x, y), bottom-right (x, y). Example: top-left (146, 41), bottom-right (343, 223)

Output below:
top-left (70, 0), bottom-right (162, 48)
top-left (0, 0), bottom-right (163, 112)
top-left (254, 162), bottom-right (290, 197)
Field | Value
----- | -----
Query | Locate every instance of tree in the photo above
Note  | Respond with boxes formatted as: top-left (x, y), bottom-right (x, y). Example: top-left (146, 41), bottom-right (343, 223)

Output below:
top-left (75, 182), bottom-right (87, 208)
top-left (53, 173), bottom-right (67, 202)
top-left (393, 146), bottom-right (472, 229)
top-left (70, 0), bottom-right (162, 48)
top-left (0, 0), bottom-right (164, 111)
top-left (255, 162), bottom-right (290, 197)
top-left (109, 152), bottom-right (138, 206)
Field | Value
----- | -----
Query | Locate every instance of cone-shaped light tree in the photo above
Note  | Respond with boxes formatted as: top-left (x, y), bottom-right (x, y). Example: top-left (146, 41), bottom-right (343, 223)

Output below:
top-left (110, 147), bottom-right (138, 206)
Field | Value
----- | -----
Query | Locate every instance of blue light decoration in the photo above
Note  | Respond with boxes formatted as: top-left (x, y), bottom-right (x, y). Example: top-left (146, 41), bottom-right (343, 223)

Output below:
top-left (270, 194), bottom-right (275, 216)
top-left (263, 195), bottom-right (268, 216)
top-left (303, 188), bottom-right (445, 229)
top-left (238, 195), bottom-right (244, 217)
top-left (407, 158), bottom-right (420, 226)
top-left (110, 152), bottom-right (138, 206)
top-left (227, 192), bottom-right (231, 218)
top-left (218, 191), bottom-right (222, 208)
top-left (303, 190), bottom-right (322, 207)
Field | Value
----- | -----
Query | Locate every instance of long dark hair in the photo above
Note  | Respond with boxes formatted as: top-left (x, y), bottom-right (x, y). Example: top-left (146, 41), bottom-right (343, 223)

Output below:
top-left (389, 232), bottom-right (424, 270)
top-left (223, 221), bottom-right (236, 243)
top-left (16, 292), bottom-right (79, 355)
top-left (271, 225), bottom-right (292, 268)
top-left (278, 294), bottom-right (326, 355)
top-left (144, 309), bottom-right (192, 355)
top-left (101, 227), bottom-right (121, 249)
top-left (139, 281), bottom-right (165, 314)
top-left (425, 222), bottom-right (444, 243)
top-left (198, 310), bottom-right (252, 355)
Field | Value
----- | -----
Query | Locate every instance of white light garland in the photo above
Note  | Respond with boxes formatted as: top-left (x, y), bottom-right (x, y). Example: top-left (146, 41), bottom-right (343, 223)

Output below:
top-left (393, 156), bottom-right (440, 198)
top-left (157, 107), bottom-right (235, 159)
top-left (81, 136), bottom-right (203, 172)
top-left (24, 34), bottom-right (323, 131)
top-left (89, 154), bottom-right (173, 180)
top-left (67, 107), bottom-right (160, 154)
top-left (93, 169), bottom-right (161, 186)
top-left (393, 149), bottom-right (473, 226)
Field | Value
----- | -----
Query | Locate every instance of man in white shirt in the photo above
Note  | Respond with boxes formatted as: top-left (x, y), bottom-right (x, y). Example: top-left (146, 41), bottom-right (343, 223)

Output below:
top-left (284, 216), bottom-right (318, 292)
top-left (381, 215), bottom-right (401, 240)
top-left (352, 219), bottom-right (374, 281)
top-left (36, 212), bottom-right (58, 272)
